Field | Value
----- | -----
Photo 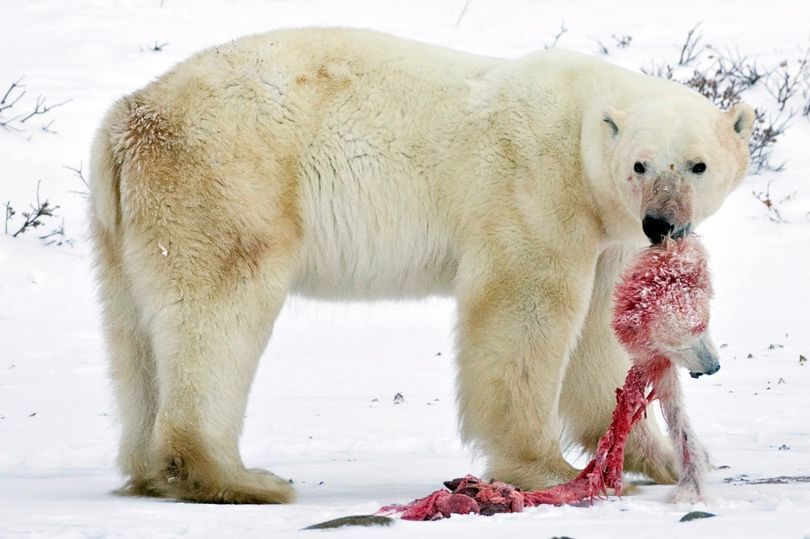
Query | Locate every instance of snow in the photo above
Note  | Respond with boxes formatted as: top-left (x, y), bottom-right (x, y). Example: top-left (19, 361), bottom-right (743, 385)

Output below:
top-left (1, 0), bottom-right (809, 537)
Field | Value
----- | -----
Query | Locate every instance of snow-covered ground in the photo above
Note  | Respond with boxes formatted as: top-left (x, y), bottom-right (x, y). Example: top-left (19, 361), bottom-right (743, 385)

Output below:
top-left (1, 1), bottom-right (808, 537)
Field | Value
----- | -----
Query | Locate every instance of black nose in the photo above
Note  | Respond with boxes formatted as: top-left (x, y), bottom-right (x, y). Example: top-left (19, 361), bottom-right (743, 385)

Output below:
top-left (642, 215), bottom-right (675, 244)
top-left (689, 364), bottom-right (720, 379)
top-left (704, 363), bottom-right (720, 375)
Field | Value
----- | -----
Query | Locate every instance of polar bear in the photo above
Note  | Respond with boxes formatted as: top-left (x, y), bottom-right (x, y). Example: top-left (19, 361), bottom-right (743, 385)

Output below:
top-left (89, 28), bottom-right (753, 504)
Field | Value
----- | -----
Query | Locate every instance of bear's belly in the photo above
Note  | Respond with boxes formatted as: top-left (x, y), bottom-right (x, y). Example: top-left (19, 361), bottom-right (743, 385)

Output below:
top-left (293, 236), bottom-right (458, 299)
top-left (292, 214), bottom-right (458, 299)
top-left (291, 153), bottom-right (458, 300)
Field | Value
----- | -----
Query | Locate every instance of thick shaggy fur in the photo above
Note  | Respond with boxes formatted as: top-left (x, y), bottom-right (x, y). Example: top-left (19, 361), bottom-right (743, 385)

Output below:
top-left (89, 28), bottom-right (753, 503)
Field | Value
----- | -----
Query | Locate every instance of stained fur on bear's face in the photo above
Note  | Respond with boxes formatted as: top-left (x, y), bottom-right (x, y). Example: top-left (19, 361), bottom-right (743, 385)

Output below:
top-left (603, 97), bottom-right (754, 243)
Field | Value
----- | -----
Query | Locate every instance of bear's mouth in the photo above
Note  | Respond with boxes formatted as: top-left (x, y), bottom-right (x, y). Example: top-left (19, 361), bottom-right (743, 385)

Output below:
top-left (671, 223), bottom-right (691, 239)
top-left (688, 363), bottom-right (720, 379)
top-left (642, 214), bottom-right (691, 244)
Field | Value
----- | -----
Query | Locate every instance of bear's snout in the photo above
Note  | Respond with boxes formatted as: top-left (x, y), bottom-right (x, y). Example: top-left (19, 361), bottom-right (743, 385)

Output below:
top-left (642, 214), bottom-right (692, 244)
top-left (640, 173), bottom-right (694, 243)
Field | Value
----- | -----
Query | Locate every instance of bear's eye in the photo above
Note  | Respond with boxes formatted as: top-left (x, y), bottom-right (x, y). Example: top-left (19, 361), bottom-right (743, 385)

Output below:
top-left (633, 161), bottom-right (646, 174)
top-left (692, 162), bottom-right (707, 174)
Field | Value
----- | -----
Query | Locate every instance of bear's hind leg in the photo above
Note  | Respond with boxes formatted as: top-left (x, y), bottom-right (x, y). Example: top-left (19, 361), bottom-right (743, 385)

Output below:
top-left (93, 226), bottom-right (160, 496)
top-left (137, 240), bottom-right (298, 504)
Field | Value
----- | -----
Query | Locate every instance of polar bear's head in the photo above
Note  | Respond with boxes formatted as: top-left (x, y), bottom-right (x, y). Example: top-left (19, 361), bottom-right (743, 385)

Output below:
top-left (592, 96), bottom-right (754, 244)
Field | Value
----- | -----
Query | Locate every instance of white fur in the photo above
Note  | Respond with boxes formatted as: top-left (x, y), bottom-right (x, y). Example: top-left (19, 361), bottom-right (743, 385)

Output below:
top-left (89, 28), bottom-right (753, 502)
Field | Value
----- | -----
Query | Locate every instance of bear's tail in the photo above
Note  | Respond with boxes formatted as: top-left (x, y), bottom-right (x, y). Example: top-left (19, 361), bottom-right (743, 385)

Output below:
top-left (89, 99), bottom-right (129, 234)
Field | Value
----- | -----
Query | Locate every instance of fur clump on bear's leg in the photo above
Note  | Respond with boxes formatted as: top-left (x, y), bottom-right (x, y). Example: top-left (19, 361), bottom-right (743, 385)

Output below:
top-left (145, 429), bottom-right (294, 504)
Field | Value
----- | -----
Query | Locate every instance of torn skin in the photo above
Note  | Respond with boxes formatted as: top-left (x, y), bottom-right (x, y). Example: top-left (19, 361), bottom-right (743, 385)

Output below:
top-left (378, 236), bottom-right (714, 520)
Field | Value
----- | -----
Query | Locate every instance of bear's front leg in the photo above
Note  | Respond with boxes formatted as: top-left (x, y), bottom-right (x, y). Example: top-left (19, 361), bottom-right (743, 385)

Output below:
top-left (454, 242), bottom-right (598, 491)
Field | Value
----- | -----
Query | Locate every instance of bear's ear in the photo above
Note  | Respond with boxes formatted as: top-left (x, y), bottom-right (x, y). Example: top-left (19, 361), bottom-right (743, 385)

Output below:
top-left (602, 107), bottom-right (625, 139)
top-left (728, 102), bottom-right (755, 140)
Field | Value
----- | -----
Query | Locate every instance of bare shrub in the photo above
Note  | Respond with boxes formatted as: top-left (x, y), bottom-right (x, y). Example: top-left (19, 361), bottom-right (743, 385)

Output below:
top-left (595, 39), bottom-right (609, 55)
top-left (544, 22), bottom-right (568, 49)
top-left (612, 34), bottom-right (633, 49)
top-left (63, 162), bottom-right (90, 197)
top-left (0, 78), bottom-right (70, 133)
top-left (682, 68), bottom-right (746, 110)
top-left (765, 54), bottom-right (809, 111)
top-left (640, 58), bottom-right (676, 80)
top-left (748, 110), bottom-right (790, 173)
top-left (716, 51), bottom-right (767, 88)
top-left (677, 23), bottom-right (706, 66)
top-left (3, 181), bottom-right (69, 244)
top-left (752, 181), bottom-right (793, 223)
